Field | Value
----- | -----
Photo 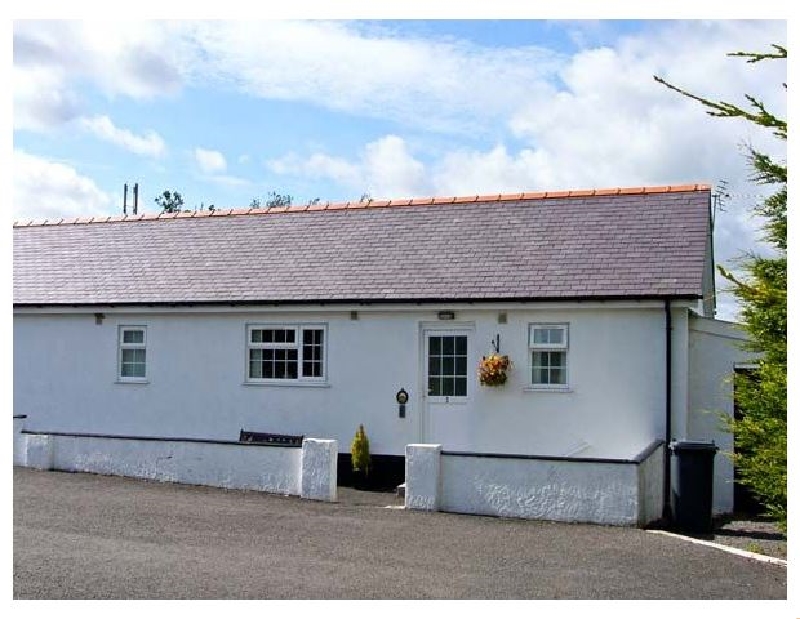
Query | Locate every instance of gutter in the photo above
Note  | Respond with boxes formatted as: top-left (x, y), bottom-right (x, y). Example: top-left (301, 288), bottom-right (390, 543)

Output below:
top-left (12, 293), bottom-right (703, 310)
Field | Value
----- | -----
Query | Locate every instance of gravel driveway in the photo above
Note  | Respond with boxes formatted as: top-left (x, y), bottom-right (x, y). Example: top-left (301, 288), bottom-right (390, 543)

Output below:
top-left (13, 468), bottom-right (786, 599)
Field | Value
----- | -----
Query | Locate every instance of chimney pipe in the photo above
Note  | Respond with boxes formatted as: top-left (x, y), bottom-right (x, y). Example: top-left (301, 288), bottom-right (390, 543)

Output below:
top-left (123, 183), bottom-right (128, 216)
top-left (133, 183), bottom-right (139, 215)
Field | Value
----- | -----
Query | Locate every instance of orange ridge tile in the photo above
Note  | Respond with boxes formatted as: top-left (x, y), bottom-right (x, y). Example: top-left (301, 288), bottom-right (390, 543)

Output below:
top-left (12, 184), bottom-right (713, 227)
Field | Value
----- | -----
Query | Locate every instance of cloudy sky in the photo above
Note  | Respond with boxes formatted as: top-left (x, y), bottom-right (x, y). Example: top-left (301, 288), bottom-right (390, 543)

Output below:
top-left (11, 18), bottom-right (787, 320)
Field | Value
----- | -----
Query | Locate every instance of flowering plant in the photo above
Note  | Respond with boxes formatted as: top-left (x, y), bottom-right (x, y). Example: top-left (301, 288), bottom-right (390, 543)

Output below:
top-left (478, 354), bottom-right (511, 386)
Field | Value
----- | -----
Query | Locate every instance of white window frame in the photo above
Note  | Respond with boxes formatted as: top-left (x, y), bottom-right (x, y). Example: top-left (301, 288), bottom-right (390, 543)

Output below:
top-left (425, 329), bottom-right (471, 403)
top-left (118, 325), bottom-right (148, 383)
top-left (528, 323), bottom-right (569, 389)
top-left (245, 323), bottom-right (327, 385)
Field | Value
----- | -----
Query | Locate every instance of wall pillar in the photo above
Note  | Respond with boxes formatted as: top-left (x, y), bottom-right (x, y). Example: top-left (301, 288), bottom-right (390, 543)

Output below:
top-left (300, 438), bottom-right (338, 502)
top-left (13, 417), bottom-right (27, 466)
top-left (405, 444), bottom-right (442, 511)
top-left (25, 434), bottom-right (54, 470)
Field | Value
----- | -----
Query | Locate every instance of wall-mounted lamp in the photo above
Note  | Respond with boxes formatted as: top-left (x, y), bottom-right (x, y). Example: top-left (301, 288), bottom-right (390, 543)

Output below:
top-left (94, 313), bottom-right (105, 325)
top-left (437, 310), bottom-right (455, 320)
top-left (396, 388), bottom-right (409, 418)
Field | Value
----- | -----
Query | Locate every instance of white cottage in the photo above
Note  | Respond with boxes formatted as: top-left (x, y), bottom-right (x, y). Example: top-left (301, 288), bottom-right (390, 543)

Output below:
top-left (12, 183), bottom-right (749, 525)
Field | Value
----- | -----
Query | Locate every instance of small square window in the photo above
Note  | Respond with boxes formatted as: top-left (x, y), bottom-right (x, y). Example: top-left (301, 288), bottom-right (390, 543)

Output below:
top-left (119, 326), bottom-right (147, 382)
top-left (529, 324), bottom-right (568, 387)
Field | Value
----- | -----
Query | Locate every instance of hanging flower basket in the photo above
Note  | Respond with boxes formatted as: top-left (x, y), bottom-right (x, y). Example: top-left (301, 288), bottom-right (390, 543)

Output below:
top-left (478, 354), bottom-right (511, 386)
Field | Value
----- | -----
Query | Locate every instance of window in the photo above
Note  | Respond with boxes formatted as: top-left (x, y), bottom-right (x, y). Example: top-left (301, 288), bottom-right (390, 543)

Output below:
top-left (247, 325), bottom-right (326, 383)
top-left (119, 326), bottom-right (147, 381)
top-left (427, 334), bottom-right (468, 397)
top-left (529, 324), bottom-right (568, 387)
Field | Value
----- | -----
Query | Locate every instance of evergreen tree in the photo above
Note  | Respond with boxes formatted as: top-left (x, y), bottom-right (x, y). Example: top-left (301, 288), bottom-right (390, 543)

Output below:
top-left (655, 45), bottom-right (787, 528)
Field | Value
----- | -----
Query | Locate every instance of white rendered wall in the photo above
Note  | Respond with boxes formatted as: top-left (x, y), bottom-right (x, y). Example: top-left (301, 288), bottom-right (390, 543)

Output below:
top-left (14, 304), bottom-right (672, 460)
top-left (670, 307), bottom-right (691, 443)
top-left (405, 444), bottom-right (442, 510)
top-left (300, 439), bottom-right (338, 501)
top-left (688, 317), bottom-right (750, 514)
top-left (439, 454), bottom-right (640, 525)
top-left (13, 417), bottom-right (26, 466)
top-left (43, 434), bottom-right (303, 494)
top-left (637, 444), bottom-right (665, 525)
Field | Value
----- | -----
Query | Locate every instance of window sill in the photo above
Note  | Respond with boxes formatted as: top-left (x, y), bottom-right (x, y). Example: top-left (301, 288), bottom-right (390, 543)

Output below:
top-left (242, 381), bottom-right (331, 388)
top-left (524, 386), bottom-right (573, 393)
top-left (115, 379), bottom-right (150, 385)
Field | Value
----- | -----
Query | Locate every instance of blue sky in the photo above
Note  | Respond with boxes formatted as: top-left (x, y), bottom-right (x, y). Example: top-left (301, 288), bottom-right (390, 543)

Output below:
top-left (11, 18), bottom-right (787, 319)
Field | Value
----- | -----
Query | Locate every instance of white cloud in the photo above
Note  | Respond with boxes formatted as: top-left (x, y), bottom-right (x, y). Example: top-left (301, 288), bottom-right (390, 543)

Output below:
top-left (207, 174), bottom-right (250, 188)
top-left (13, 21), bottom-right (190, 130)
top-left (79, 115), bottom-right (166, 157)
top-left (13, 20), bottom-right (561, 135)
top-left (183, 21), bottom-right (562, 134)
top-left (13, 151), bottom-right (113, 220)
top-left (267, 135), bottom-right (428, 198)
top-left (13, 66), bottom-right (80, 131)
top-left (194, 148), bottom-right (227, 174)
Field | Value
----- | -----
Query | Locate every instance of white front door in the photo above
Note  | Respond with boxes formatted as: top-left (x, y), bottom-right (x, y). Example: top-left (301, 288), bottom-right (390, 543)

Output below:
top-left (422, 328), bottom-right (474, 448)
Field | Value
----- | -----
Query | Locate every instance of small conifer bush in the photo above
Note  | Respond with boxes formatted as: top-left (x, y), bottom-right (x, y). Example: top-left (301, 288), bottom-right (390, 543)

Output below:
top-left (350, 424), bottom-right (371, 476)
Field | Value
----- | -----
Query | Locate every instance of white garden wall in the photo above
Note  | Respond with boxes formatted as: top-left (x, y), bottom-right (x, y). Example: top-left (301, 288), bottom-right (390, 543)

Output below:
top-left (13, 416), bottom-right (27, 466)
top-left (406, 441), bottom-right (664, 526)
top-left (20, 431), bottom-right (338, 501)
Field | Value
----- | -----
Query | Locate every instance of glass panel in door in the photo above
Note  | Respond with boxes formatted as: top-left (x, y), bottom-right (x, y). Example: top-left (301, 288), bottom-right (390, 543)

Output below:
top-left (427, 334), bottom-right (468, 399)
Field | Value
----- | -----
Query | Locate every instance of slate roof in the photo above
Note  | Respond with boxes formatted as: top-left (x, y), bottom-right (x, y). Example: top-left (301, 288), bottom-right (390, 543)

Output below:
top-left (13, 184), bottom-right (711, 306)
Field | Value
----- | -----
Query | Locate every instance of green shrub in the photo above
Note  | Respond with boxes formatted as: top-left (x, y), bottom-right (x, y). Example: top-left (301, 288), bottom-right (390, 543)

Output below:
top-left (350, 424), bottom-right (371, 476)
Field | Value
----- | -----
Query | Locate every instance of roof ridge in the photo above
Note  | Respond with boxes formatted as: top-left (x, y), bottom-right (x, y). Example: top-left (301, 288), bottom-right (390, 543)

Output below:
top-left (13, 183), bottom-right (712, 228)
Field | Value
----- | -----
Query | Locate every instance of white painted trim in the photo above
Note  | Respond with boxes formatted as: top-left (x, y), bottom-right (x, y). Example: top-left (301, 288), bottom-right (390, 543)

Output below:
top-left (523, 387), bottom-right (573, 394)
top-left (420, 323), bottom-right (475, 443)
top-left (528, 322), bottom-right (570, 389)
top-left (689, 315), bottom-right (748, 340)
top-left (244, 322), bottom-right (328, 384)
top-left (648, 530), bottom-right (786, 566)
top-left (423, 328), bottom-right (472, 404)
top-left (241, 382), bottom-right (331, 388)
top-left (13, 299), bottom-right (699, 316)
top-left (117, 324), bottom-right (147, 382)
